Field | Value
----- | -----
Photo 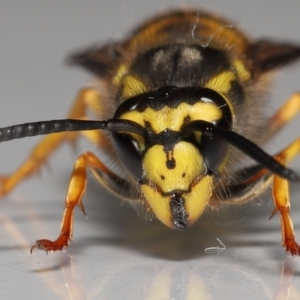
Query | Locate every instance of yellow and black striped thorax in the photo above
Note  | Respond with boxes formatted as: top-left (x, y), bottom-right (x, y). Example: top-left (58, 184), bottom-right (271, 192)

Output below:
top-left (115, 43), bottom-right (249, 108)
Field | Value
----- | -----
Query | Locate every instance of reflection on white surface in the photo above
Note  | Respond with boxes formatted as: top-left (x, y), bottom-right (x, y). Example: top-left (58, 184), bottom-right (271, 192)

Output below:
top-left (204, 237), bottom-right (226, 254)
top-left (0, 178), bottom-right (299, 300)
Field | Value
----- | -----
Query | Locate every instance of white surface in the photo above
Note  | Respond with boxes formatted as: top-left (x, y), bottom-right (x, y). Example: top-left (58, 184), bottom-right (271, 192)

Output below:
top-left (0, 1), bottom-right (300, 300)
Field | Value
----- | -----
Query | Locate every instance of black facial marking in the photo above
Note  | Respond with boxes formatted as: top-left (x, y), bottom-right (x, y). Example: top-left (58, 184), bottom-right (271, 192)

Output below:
top-left (114, 86), bottom-right (232, 122)
top-left (166, 157), bottom-right (176, 169)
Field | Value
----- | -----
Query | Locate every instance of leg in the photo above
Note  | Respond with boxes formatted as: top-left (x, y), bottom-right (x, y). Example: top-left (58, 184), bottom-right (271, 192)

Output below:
top-left (266, 92), bottom-right (300, 140)
top-left (272, 167), bottom-right (300, 255)
top-left (30, 151), bottom-right (123, 252)
top-left (242, 138), bottom-right (300, 189)
top-left (223, 93), bottom-right (300, 204)
top-left (223, 92), bottom-right (300, 205)
top-left (225, 138), bottom-right (300, 255)
top-left (0, 87), bottom-right (103, 196)
top-left (270, 138), bottom-right (300, 255)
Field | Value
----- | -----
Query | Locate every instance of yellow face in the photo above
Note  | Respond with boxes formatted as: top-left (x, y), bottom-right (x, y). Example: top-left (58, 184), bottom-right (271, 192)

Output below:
top-left (141, 142), bottom-right (213, 229)
top-left (115, 84), bottom-right (226, 229)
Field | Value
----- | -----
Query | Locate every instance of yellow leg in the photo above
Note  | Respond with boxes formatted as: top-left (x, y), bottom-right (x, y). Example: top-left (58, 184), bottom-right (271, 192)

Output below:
top-left (30, 151), bottom-right (120, 252)
top-left (267, 92), bottom-right (300, 138)
top-left (236, 92), bottom-right (300, 187)
top-left (272, 175), bottom-right (298, 254)
top-left (225, 136), bottom-right (300, 255)
top-left (0, 87), bottom-right (103, 196)
top-left (275, 138), bottom-right (300, 163)
top-left (269, 138), bottom-right (300, 255)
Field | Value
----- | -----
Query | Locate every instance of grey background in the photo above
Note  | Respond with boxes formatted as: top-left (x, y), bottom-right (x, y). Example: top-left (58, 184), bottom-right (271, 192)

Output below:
top-left (0, 1), bottom-right (300, 299)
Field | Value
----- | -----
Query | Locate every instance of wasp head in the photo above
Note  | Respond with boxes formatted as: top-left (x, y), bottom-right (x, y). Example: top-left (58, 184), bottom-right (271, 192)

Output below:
top-left (112, 86), bottom-right (231, 229)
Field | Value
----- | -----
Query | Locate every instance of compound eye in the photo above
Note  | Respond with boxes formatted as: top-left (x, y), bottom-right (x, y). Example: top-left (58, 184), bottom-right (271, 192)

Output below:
top-left (200, 133), bottom-right (228, 173)
top-left (112, 132), bottom-right (143, 180)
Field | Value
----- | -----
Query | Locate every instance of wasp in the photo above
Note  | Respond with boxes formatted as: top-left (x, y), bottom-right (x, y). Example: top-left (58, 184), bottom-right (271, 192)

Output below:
top-left (0, 9), bottom-right (300, 255)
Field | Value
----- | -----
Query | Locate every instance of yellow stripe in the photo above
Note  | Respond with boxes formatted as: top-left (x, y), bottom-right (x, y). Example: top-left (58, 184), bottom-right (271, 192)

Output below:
top-left (121, 102), bottom-right (222, 133)
top-left (121, 75), bottom-right (147, 98)
top-left (233, 59), bottom-right (251, 81)
top-left (204, 70), bottom-right (236, 94)
top-left (112, 64), bottom-right (128, 86)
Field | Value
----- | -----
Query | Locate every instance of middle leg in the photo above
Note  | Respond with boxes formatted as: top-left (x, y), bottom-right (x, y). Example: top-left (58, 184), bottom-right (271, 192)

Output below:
top-left (0, 87), bottom-right (103, 196)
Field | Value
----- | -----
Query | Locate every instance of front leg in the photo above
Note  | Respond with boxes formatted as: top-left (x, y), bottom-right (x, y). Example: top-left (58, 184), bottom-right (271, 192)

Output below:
top-left (221, 138), bottom-right (300, 255)
top-left (271, 139), bottom-right (300, 255)
top-left (272, 170), bottom-right (299, 255)
top-left (30, 151), bottom-right (123, 253)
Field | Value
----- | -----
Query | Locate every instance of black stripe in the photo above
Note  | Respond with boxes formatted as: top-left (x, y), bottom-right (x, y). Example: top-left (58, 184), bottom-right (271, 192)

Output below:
top-left (130, 44), bottom-right (230, 88)
top-left (115, 86), bottom-right (232, 125)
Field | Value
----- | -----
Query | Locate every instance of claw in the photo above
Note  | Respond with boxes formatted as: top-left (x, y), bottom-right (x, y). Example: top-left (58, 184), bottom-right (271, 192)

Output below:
top-left (31, 235), bottom-right (69, 254)
top-left (268, 208), bottom-right (278, 220)
top-left (30, 243), bottom-right (37, 254)
top-left (78, 201), bottom-right (87, 216)
top-left (285, 239), bottom-right (300, 256)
